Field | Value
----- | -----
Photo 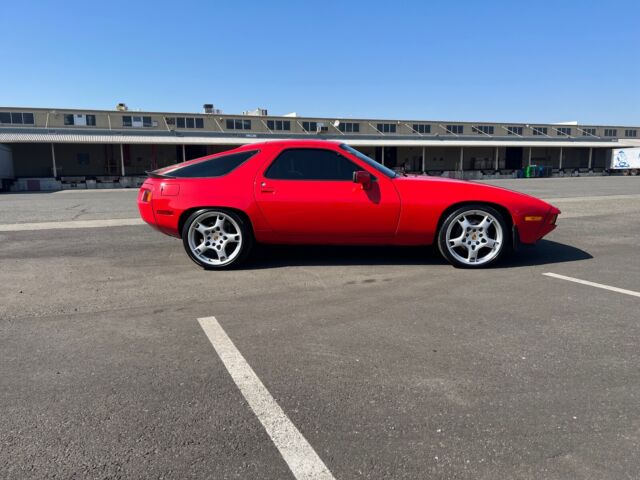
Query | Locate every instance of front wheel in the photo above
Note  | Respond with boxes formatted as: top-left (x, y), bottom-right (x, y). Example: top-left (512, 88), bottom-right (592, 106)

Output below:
top-left (437, 205), bottom-right (510, 268)
top-left (182, 209), bottom-right (253, 270)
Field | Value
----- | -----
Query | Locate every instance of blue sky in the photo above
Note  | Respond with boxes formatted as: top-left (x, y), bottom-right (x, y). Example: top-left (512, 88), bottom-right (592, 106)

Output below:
top-left (1, 0), bottom-right (639, 124)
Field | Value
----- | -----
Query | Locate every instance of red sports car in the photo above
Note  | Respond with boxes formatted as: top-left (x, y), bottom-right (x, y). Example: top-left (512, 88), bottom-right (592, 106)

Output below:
top-left (138, 140), bottom-right (559, 269)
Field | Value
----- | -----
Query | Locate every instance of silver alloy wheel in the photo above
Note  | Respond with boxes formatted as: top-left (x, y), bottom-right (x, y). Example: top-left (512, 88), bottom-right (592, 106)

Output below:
top-left (445, 210), bottom-right (503, 266)
top-left (187, 211), bottom-right (243, 266)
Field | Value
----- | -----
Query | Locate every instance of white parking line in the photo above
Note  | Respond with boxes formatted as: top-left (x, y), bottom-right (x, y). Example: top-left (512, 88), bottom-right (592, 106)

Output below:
top-left (543, 194), bottom-right (640, 203)
top-left (197, 316), bottom-right (335, 480)
top-left (0, 218), bottom-right (143, 232)
top-left (543, 273), bottom-right (640, 298)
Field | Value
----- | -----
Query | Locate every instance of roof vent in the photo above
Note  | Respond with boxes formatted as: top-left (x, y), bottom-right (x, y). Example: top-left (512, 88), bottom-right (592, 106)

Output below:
top-left (203, 104), bottom-right (222, 114)
top-left (242, 108), bottom-right (268, 116)
top-left (116, 103), bottom-right (128, 111)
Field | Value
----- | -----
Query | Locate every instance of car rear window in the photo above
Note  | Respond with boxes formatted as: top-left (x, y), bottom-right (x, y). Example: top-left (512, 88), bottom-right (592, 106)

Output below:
top-left (162, 150), bottom-right (258, 178)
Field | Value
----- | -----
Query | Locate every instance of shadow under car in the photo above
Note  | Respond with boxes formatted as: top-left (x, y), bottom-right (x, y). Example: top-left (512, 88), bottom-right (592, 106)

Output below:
top-left (243, 239), bottom-right (592, 269)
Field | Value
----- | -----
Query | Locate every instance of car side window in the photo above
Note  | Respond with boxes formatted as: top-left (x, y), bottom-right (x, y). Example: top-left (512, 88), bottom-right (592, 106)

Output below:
top-left (264, 148), bottom-right (360, 181)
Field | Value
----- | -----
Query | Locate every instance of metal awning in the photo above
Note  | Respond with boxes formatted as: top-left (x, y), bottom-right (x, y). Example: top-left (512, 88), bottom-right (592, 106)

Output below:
top-left (0, 131), bottom-right (634, 148)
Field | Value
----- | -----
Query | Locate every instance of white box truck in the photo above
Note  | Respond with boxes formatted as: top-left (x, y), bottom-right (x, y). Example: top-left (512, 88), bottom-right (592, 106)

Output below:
top-left (611, 147), bottom-right (640, 175)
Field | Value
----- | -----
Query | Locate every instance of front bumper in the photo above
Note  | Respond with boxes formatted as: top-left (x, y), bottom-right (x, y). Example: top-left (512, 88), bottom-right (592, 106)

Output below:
top-left (516, 206), bottom-right (560, 245)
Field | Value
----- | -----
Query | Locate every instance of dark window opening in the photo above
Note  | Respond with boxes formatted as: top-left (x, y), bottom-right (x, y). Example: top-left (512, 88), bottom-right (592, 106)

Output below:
top-left (412, 124), bottom-right (431, 134)
top-left (302, 121), bottom-right (317, 132)
top-left (226, 119), bottom-right (252, 130)
top-left (377, 123), bottom-right (396, 133)
top-left (473, 125), bottom-right (494, 135)
top-left (0, 111), bottom-right (35, 124)
top-left (267, 120), bottom-right (291, 131)
top-left (338, 122), bottom-right (360, 133)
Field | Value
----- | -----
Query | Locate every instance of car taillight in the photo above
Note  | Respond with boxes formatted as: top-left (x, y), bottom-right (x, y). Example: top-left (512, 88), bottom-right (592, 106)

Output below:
top-left (141, 189), bottom-right (152, 202)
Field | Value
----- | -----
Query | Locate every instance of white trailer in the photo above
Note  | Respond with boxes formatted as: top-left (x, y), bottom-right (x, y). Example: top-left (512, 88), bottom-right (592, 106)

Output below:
top-left (611, 147), bottom-right (640, 175)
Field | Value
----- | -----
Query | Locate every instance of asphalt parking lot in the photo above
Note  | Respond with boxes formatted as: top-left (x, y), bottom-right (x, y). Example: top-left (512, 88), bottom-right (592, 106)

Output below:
top-left (1, 176), bottom-right (639, 479)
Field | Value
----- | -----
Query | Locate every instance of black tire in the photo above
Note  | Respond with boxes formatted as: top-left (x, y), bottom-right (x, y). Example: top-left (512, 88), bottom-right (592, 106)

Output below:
top-left (181, 208), bottom-right (254, 270)
top-left (437, 204), bottom-right (510, 269)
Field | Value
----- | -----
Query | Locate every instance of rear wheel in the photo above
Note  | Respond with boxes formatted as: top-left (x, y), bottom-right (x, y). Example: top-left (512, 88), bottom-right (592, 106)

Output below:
top-left (437, 205), bottom-right (509, 268)
top-left (182, 209), bottom-right (253, 270)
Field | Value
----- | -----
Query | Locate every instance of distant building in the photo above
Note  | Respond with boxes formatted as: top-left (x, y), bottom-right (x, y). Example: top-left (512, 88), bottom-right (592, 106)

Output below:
top-left (0, 105), bottom-right (638, 190)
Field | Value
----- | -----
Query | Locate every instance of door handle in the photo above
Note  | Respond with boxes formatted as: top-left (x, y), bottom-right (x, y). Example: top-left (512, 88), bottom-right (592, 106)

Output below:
top-left (260, 182), bottom-right (275, 193)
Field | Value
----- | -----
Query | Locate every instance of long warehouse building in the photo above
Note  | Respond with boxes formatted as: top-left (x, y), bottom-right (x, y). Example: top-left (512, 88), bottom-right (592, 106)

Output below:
top-left (1, 104), bottom-right (639, 191)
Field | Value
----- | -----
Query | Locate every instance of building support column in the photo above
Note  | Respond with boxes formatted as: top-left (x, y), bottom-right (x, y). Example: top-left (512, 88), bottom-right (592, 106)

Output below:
top-left (381, 146), bottom-right (385, 166)
top-left (151, 144), bottom-right (157, 170)
top-left (459, 147), bottom-right (464, 177)
top-left (588, 147), bottom-right (593, 170)
top-left (528, 147), bottom-right (532, 166)
top-left (421, 146), bottom-right (426, 174)
top-left (120, 144), bottom-right (126, 177)
top-left (494, 146), bottom-right (499, 171)
top-left (559, 147), bottom-right (563, 170)
top-left (51, 143), bottom-right (57, 178)
top-left (182, 144), bottom-right (186, 163)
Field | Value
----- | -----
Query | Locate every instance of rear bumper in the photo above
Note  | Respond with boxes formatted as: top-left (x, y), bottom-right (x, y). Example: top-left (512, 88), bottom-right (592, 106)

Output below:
top-left (137, 186), bottom-right (157, 227)
top-left (137, 181), bottom-right (182, 237)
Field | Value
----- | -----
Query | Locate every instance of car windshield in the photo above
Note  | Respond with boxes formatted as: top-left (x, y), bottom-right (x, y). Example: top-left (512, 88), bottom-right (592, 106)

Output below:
top-left (339, 144), bottom-right (398, 178)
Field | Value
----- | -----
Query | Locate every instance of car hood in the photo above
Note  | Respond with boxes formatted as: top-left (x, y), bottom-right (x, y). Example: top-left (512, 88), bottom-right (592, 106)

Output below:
top-left (393, 175), bottom-right (559, 213)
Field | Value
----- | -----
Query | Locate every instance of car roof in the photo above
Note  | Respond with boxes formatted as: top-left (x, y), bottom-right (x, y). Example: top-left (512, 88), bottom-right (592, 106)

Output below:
top-left (237, 139), bottom-right (342, 150)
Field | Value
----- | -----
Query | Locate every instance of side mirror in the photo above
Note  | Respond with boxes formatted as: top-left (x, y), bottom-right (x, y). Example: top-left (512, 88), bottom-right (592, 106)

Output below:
top-left (353, 170), bottom-right (372, 190)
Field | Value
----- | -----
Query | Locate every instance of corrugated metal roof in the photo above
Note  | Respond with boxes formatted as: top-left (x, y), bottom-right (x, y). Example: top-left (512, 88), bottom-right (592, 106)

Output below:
top-left (0, 132), bottom-right (251, 145)
top-left (0, 132), bottom-right (633, 148)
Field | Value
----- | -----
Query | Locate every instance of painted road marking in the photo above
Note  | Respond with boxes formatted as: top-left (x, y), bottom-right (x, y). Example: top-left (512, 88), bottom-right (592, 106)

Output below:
top-left (53, 189), bottom-right (138, 194)
top-left (0, 218), bottom-right (144, 232)
top-left (543, 194), bottom-right (640, 203)
top-left (197, 316), bottom-right (335, 480)
top-left (543, 273), bottom-right (640, 298)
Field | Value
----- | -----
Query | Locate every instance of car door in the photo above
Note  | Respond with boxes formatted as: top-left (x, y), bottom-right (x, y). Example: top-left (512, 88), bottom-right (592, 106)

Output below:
top-left (254, 147), bottom-right (401, 237)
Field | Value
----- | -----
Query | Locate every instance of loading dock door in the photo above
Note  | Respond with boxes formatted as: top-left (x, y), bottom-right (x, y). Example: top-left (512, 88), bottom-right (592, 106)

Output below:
top-left (505, 147), bottom-right (523, 170)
